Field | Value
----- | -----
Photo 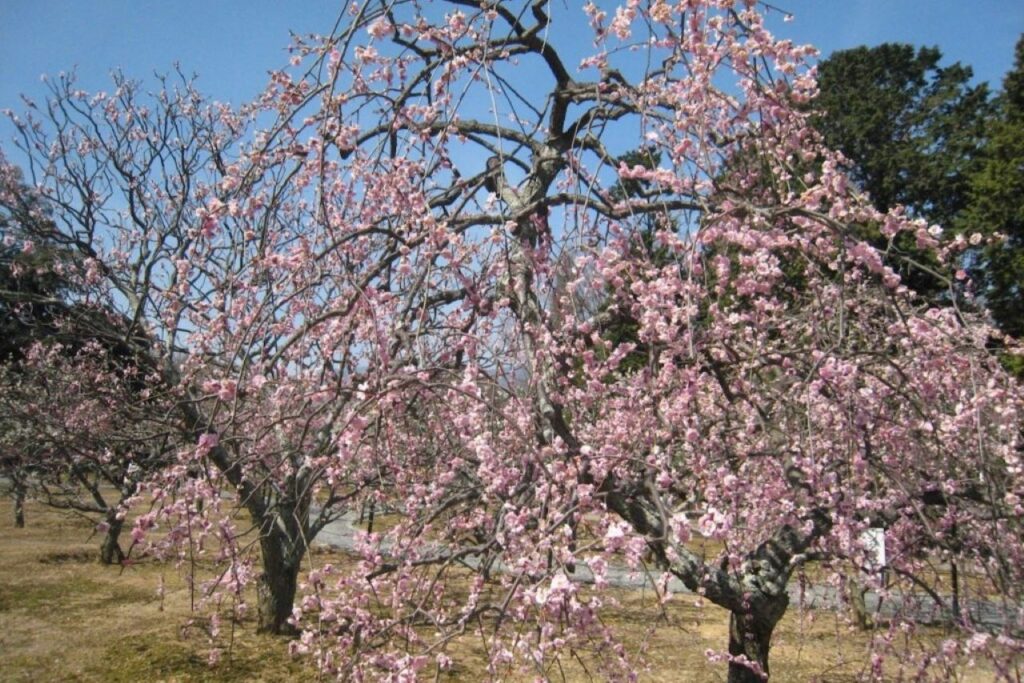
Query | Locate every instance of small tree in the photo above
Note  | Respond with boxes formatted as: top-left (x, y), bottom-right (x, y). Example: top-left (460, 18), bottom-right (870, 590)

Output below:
top-left (0, 340), bottom-right (173, 562)
top-left (0, 167), bottom-right (163, 540)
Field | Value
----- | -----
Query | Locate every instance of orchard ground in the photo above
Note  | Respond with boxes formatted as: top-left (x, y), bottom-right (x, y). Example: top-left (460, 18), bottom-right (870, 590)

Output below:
top-left (0, 497), bottom-right (1000, 682)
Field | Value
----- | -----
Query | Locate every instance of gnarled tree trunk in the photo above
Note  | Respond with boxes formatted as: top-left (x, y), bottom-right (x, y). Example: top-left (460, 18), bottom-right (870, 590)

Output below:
top-left (726, 595), bottom-right (788, 683)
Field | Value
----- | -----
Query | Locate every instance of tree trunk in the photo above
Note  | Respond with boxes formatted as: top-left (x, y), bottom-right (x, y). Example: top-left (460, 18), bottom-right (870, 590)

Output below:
top-left (850, 577), bottom-right (875, 630)
top-left (13, 484), bottom-right (26, 528)
top-left (257, 527), bottom-right (303, 635)
top-left (950, 560), bottom-right (961, 623)
top-left (726, 597), bottom-right (787, 682)
top-left (366, 500), bottom-right (376, 534)
top-left (99, 512), bottom-right (125, 564)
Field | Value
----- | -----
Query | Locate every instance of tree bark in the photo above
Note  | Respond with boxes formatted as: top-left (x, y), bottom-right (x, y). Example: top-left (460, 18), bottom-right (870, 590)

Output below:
top-left (365, 500), bottom-right (376, 534)
top-left (257, 529), bottom-right (302, 635)
top-left (950, 560), bottom-right (961, 623)
top-left (99, 512), bottom-right (125, 564)
top-left (726, 596), bottom-right (787, 683)
top-left (254, 496), bottom-right (309, 636)
top-left (850, 580), bottom-right (875, 630)
top-left (13, 483), bottom-right (26, 528)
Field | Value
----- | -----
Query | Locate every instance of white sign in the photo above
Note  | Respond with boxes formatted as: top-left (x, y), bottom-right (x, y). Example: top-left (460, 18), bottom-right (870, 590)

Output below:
top-left (860, 527), bottom-right (887, 569)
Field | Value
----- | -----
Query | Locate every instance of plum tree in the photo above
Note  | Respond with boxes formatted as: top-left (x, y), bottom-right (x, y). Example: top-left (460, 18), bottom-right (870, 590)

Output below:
top-left (0, 340), bottom-right (173, 562)
top-left (0, 167), bottom-right (172, 552)
top-left (2, 1), bottom-right (1022, 679)
top-left (0, 72), bottom-right (381, 630)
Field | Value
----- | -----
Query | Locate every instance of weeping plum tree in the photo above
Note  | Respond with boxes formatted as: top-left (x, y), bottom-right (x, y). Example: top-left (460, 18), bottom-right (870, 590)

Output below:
top-left (3, 0), bottom-right (1024, 679)
top-left (259, 2), bottom-right (1022, 680)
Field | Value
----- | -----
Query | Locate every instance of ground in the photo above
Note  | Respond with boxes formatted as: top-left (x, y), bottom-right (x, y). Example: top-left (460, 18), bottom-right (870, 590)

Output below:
top-left (0, 498), bottom-right (998, 681)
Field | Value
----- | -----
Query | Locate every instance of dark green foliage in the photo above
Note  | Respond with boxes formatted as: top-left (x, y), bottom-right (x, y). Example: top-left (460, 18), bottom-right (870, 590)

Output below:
top-left (0, 178), bottom-right (150, 377)
top-left (599, 146), bottom-right (677, 375)
top-left (963, 36), bottom-right (1024, 339)
top-left (0, 194), bottom-right (72, 363)
top-left (814, 44), bottom-right (990, 227)
top-left (812, 44), bottom-right (991, 299)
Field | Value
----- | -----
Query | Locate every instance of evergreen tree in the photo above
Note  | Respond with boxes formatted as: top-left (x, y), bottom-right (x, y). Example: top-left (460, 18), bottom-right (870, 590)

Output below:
top-left (964, 35), bottom-right (1024, 340)
top-left (0, 187), bottom-right (71, 363)
top-left (812, 44), bottom-right (991, 299)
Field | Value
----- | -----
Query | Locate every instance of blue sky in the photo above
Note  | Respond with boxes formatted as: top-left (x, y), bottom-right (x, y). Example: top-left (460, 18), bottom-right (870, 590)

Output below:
top-left (1, 1), bottom-right (1021, 127)
top-left (769, 0), bottom-right (1023, 88)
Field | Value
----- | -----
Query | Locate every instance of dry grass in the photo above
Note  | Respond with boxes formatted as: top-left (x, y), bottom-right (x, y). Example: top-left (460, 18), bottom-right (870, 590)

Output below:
top-left (0, 498), bottom-right (1000, 682)
top-left (0, 500), bottom-right (317, 682)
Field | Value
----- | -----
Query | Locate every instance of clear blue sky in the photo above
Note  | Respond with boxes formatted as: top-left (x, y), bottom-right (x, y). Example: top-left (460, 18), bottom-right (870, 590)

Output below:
top-left (1, 1), bottom-right (1021, 130)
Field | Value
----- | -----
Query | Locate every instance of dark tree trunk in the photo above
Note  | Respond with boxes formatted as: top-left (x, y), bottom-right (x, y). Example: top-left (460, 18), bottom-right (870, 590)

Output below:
top-left (99, 512), bottom-right (125, 564)
top-left (257, 529), bottom-right (302, 635)
top-left (726, 596), bottom-right (787, 682)
top-left (365, 499), bottom-right (376, 534)
top-left (239, 480), bottom-right (311, 635)
top-left (950, 561), bottom-right (961, 623)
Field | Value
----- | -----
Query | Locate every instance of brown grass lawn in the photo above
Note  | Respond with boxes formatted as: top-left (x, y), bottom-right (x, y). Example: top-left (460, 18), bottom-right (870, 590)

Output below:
top-left (0, 498), bottom-right (999, 682)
